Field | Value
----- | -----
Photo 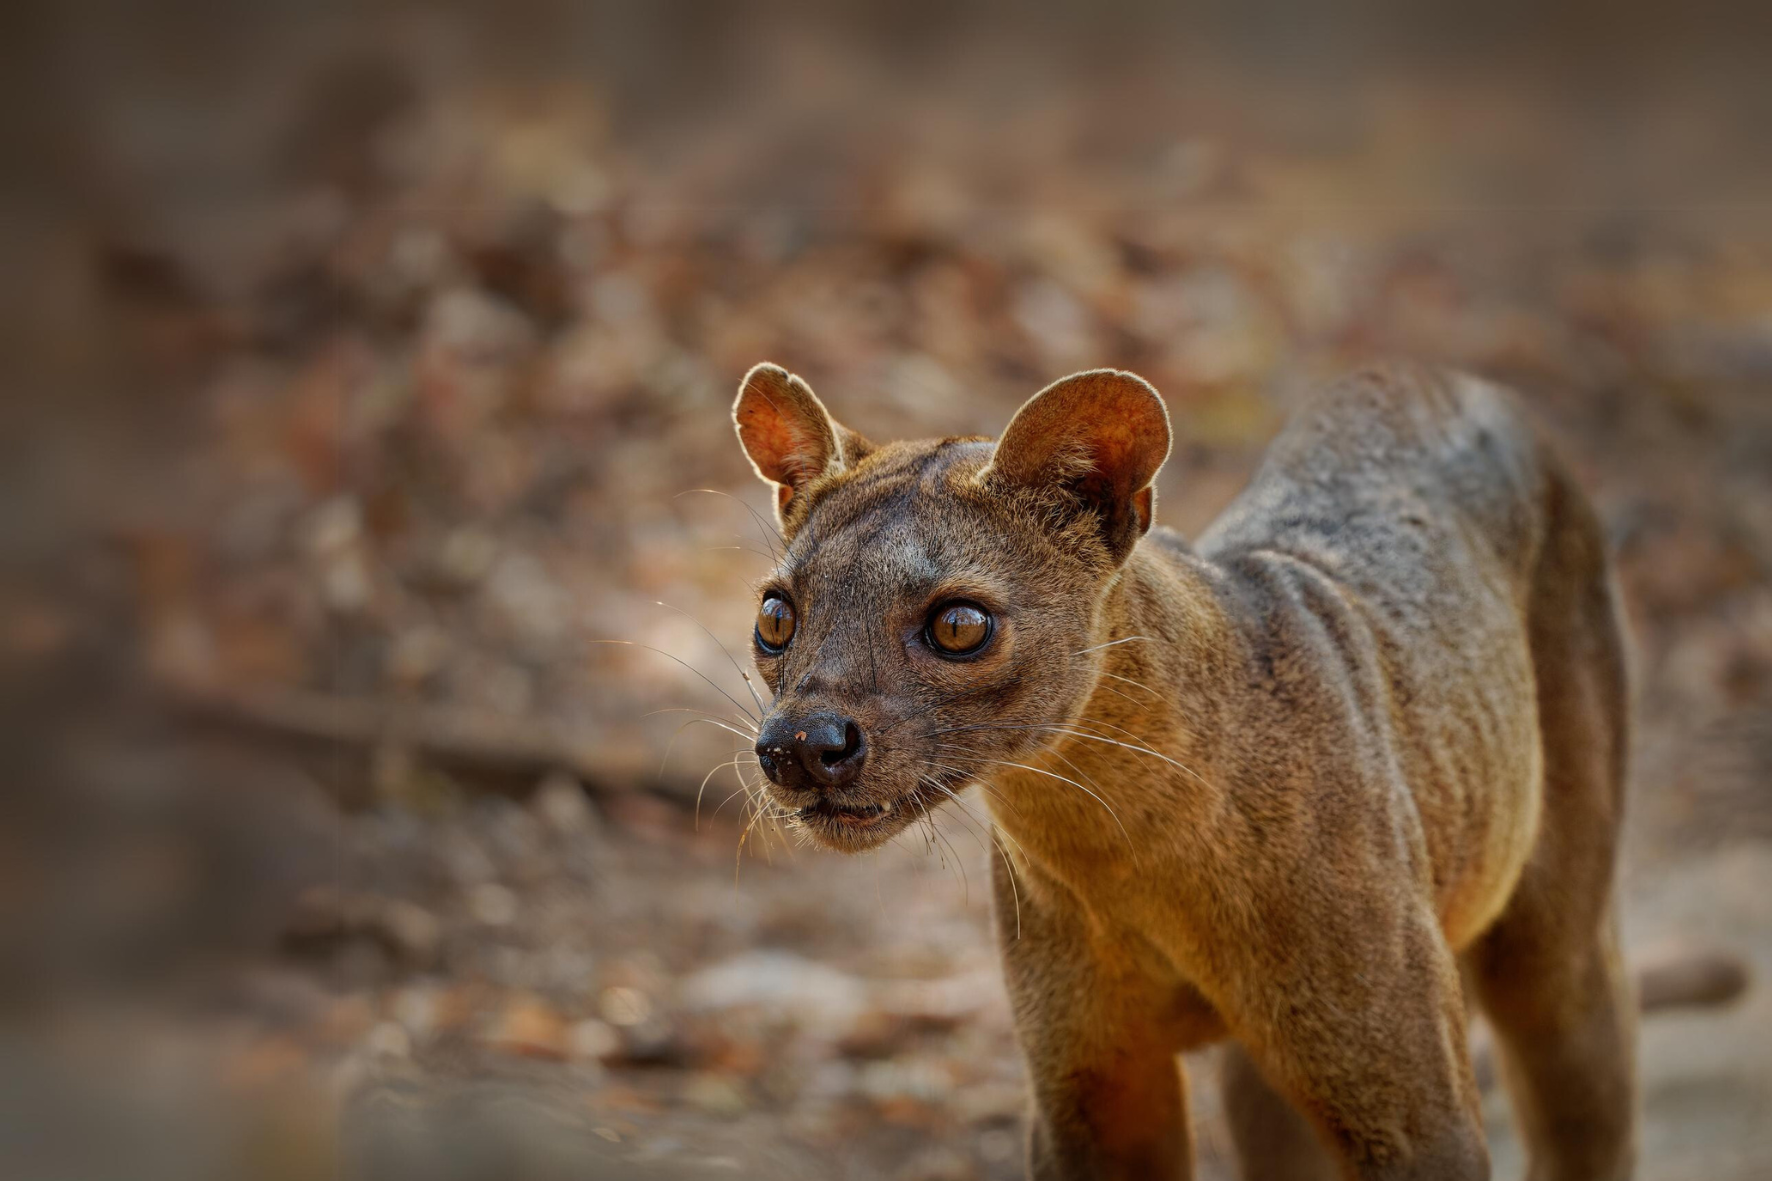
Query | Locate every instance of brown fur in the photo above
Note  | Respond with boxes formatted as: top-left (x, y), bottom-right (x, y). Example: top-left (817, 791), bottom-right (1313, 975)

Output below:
top-left (731, 361), bottom-right (1644, 1179)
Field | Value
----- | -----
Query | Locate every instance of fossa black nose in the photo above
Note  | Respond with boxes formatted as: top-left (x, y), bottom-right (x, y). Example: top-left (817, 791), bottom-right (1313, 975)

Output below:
top-left (756, 711), bottom-right (867, 791)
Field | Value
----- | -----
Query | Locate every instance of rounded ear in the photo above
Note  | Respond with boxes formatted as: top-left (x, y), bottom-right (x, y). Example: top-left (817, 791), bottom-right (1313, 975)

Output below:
top-left (981, 369), bottom-right (1172, 562)
top-left (732, 363), bottom-right (870, 523)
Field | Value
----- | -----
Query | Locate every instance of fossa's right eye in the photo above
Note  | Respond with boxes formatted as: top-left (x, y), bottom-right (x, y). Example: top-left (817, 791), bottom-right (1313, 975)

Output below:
top-left (755, 594), bottom-right (796, 652)
top-left (927, 602), bottom-right (993, 656)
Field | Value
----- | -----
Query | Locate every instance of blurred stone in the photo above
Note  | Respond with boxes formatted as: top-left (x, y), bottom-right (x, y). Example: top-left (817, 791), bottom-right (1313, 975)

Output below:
top-left (485, 995), bottom-right (570, 1061)
top-left (386, 624), bottom-right (450, 687)
top-left (599, 985), bottom-right (653, 1027)
top-left (365, 1020), bottom-right (412, 1059)
top-left (530, 771), bottom-right (600, 840)
top-left (536, 947), bottom-right (599, 994)
top-left (568, 1017), bottom-right (622, 1063)
top-left (439, 830), bottom-right (498, 886)
top-left (282, 887), bottom-right (442, 970)
top-left (612, 1018), bottom-right (691, 1068)
top-left (834, 1011), bottom-right (910, 1060)
top-left (682, 1072), bottom-right (749, 1117)
top-left (304, 496), bottom-right (363, 555)
top-left (486, 550), bottom-right (571, 647)
top-left (435, 528), bottom-right (499, 589)
top-left (391, 987), bottom-right (440, 1039)
top-left (678, 952), bottom-right (867, 1037)
top-left (388, 226), bottom-right (451, 289)
top-left (858, 1059), bottom-right (955, 1107)
top-left (319, 550), bottom-right (374, 614)
top-left (877, 970), bottom-right (1000, 1031)
top-left (468, 882), bottom-right (520, 927)
top-left (373, 900), bottom-right (442, 965)
top-left (424, 285), bottom-right (536, 363)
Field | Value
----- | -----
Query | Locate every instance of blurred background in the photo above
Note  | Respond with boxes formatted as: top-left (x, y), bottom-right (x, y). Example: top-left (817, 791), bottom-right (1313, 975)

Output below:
top-left (6, 2), bottom-right (1772, 1177)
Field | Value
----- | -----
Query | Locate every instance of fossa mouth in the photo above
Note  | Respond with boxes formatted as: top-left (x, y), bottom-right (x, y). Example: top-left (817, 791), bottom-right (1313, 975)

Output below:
top-left (789, 793), bottom-right (921, 851)
top-left (797, 797), bottom-right (896, 828)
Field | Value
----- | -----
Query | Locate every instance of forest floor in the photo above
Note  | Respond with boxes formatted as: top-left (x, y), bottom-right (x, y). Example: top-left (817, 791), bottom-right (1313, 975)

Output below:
top-left (12, 11), bottom-right (1772, 1179)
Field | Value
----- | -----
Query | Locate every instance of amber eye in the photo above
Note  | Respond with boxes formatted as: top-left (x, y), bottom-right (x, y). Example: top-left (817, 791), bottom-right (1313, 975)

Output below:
top-left (755, 594), bottom-right (796, 652)
top-left (927, 602), bottom-right (993, 656)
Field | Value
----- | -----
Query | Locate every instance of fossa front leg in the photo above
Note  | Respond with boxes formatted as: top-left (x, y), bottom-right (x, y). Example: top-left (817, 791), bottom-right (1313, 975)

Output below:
top-left (993, 852), bottom-right (1192, 1181)
top-left (1232, 905), bottom-right (1490, 1181)
top-left (1221, 1041), bottom-right (1338, 1181)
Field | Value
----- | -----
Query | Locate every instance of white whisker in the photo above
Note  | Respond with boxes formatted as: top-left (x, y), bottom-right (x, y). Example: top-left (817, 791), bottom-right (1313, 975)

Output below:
top-left (1072, 635), bottom-right (1152, 656)
top-left (1100, 671), bottom-right (1162, 698)
top-left (933, 749), bottom-right (1131, 844)
top-left (589, 638), bottom-right (759, 724)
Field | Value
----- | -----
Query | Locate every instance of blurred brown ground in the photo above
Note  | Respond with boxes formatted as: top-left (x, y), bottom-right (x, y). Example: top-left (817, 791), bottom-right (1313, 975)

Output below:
top-left (5, 3), bottom-right (1771, 1178)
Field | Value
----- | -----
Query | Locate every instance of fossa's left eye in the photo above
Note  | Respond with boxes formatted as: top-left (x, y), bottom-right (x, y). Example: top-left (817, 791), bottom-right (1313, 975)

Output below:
top-left (927, 602), bottom-right (993, 656)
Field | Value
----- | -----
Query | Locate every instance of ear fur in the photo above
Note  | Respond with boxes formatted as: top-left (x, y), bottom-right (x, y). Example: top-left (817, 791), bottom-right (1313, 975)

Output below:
top-left (981, 369), bottom-right (1171, 562)
top-left (732, 363), bottom-right (870, 523)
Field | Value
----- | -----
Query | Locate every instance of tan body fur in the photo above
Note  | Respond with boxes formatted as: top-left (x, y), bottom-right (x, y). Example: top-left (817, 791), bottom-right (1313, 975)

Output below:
top-left (732, 363), bottom-right (1640, 1180)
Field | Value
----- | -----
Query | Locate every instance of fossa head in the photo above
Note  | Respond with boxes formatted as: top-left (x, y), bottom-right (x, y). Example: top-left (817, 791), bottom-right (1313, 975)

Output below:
top-left (731, 363), bottom-right (1171, 851)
